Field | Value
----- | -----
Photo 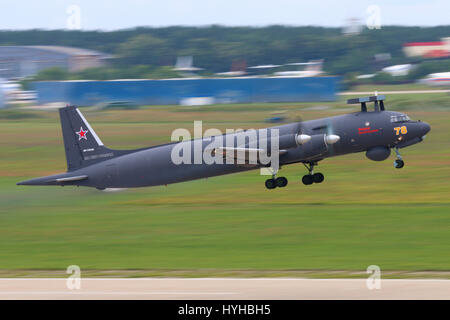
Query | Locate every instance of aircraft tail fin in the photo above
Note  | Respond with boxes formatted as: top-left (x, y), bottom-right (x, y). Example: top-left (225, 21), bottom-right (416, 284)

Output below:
top-left (59, 106), bottom-right (116, 171)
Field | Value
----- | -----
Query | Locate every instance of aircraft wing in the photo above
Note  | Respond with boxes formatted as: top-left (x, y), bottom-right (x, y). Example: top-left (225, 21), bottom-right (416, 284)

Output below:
top-left (213, 147), bottom-right (287, 165)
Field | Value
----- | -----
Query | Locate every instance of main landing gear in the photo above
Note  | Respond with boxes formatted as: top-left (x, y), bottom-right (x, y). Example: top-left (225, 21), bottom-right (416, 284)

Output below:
top-left (265, 176), bottom-right (288, 189)
top-left (263, 162), bottom-right (325, 189)
top-left (301, 162), bottom-right (324, 185)
top-left (394, 147), bottom-right (405, 169)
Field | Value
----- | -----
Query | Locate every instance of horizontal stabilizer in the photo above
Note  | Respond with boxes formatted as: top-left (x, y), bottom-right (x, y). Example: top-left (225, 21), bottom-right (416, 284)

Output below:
top-left (17, 174), bottom-right (88, 186)
top-left (55, 175), bottom-right (88, 183)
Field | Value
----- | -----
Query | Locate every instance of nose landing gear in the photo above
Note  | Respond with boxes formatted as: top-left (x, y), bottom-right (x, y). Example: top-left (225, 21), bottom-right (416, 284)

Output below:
top-left (394, 147), bottom-right (405, 169)
top-left (394, 159), bottom-right (404, 169)
top-left (302, 162), bottom-right (324, 185)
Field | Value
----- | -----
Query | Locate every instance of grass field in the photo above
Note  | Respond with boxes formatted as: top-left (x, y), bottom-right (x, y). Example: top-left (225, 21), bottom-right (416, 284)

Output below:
top-left (349, 83), bottom-right (440, 92)
top-left (1, 92), bottom-right (450, 278)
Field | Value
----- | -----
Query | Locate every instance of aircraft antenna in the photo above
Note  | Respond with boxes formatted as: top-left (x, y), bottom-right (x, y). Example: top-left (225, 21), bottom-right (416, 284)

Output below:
top-left (346, 95), bottom-right (386, 112)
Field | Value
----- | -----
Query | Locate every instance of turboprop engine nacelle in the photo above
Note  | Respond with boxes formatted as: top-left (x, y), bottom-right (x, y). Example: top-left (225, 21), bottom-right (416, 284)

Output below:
top-left (252, 133), bottom-right (340, 158)
top-left (294, 134), bottom-right (341, 160)
top-left (274, 133), bottom-right (339, 150)
top-left (276, 134), bottom-right (312, 149)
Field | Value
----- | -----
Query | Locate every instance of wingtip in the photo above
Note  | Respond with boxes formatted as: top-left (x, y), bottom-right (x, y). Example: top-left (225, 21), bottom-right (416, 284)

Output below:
top-left (16, 177), bottom-right (50, 186)
top-left (16, 180), bottom-right (32, 186)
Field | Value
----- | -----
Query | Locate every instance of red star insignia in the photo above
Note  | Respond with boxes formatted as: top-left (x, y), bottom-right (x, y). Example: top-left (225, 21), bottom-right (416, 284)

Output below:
top-left (76, 127), bottom-right (89, 140)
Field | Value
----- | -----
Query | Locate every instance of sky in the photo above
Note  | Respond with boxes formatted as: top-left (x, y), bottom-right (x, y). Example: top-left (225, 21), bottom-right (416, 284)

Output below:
top-left (0, 0), bottom-right (448, 30)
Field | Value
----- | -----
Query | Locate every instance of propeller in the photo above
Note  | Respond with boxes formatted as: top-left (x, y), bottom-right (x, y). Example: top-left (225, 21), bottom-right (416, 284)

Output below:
top-left (324, 120), bottom-right (340, 155)
top-left (291, 115), bottom-right (312, 145)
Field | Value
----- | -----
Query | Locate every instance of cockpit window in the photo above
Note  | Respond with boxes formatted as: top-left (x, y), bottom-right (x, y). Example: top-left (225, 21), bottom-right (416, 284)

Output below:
top-left (390, 115), bottom-right (410, 123)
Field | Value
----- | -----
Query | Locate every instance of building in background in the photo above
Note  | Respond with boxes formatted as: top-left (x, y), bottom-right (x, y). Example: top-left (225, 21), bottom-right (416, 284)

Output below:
top-left (382, 64), bottom-right (413, 76)
top-left (420, 72), bottom-right (450, 86)
top-left (342, 17), bottom-right (363, 36)
top-left (403, 38), bottom-right (450, 58)
top-left (173, 56), bottom-right (203, 77)
top-left (0, 46), bottom-right (111, 79)
top-left (273, 60), bottom-right (324, 78)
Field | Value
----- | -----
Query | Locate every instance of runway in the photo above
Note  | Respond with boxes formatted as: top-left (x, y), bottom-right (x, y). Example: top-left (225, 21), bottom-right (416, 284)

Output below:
top-left (0, 278), bottom-right (449, 300)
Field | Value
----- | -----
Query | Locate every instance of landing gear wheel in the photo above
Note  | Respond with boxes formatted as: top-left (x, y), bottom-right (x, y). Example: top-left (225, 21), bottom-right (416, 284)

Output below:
top-left (394, 159), bottom-right (404, 169)
top-left (302, 162), bottom-right (323, 185)
top-left (394, 147), bottom-right (404, 169)
top-left (276, 177), bottom-right (288, 188)
top-left (302, 175), bottom-right (314, 185)
top-left (313, 172), bottom-right (324, 183)
top-left (265, 178), bottom-right (277, 189)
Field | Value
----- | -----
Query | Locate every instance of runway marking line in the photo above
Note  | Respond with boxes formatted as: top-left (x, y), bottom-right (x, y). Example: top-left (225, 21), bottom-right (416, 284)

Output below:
top-left (1, 278), bottom-right (450, 282)
top-left (0, 291), bottom-right (239, 295)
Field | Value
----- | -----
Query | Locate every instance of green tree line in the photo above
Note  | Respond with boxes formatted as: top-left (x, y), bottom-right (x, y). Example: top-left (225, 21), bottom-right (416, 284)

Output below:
top-left (1, 25), bottom-right (449, 77)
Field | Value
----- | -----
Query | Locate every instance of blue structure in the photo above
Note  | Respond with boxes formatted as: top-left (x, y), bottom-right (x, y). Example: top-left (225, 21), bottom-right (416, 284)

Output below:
top-left (33, 77), bottom-right (339, 106)
top-left (0, 79), bottom-right (5, 109)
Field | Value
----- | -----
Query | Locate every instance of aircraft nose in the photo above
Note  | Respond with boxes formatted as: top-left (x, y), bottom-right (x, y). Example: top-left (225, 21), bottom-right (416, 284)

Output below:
top-left (419, 121), bottom-right (431, 136)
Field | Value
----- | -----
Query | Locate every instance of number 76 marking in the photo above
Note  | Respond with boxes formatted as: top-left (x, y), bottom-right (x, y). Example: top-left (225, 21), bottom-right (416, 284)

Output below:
top-left (394, 126), bottom-right (408, 135)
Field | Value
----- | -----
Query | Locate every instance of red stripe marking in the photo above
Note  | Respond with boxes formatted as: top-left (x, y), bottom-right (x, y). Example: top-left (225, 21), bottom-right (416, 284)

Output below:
top-left (359, 129), bottom-right (379, 134)
top-left (358, 127), bottom-right (379, 134)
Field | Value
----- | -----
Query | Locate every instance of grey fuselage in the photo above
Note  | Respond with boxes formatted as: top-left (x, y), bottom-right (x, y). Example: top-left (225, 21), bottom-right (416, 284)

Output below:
top-left (27, 110), bottom-right (430, 189)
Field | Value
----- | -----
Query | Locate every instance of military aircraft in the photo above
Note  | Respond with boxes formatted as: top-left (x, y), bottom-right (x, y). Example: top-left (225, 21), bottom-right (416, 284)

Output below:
top-left (17, 95), bottom-right (430, 190)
